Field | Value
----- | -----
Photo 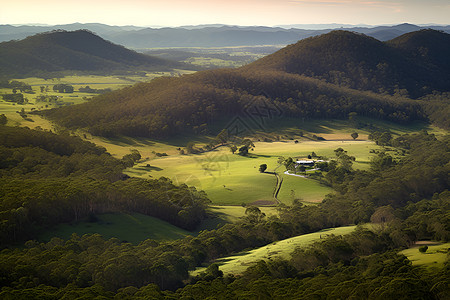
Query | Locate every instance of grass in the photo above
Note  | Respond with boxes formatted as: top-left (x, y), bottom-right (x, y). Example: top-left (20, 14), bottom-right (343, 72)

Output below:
top-left (400, 242), bottom-right (450, 268)
top-left (197, 205), bottom-right (280, 232)
top-left (37, 206), bottom-right (280, 244)
top-left (38, 212), bottom-right (192, 244)
top-left (128, 149), bottom-right (277, 205)
top-left (125, 138), bottom-right (380, 206)
top-left (0, 73), bottom-right (193, 129)
top-left (278, 175), bottom-right (332, 205)
top-left (191, 225), bottom-right (357, 276)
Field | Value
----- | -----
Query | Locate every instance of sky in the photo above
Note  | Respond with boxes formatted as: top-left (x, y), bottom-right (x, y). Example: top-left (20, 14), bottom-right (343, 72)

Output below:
top-left (1, 0), bottom-right (449, 27)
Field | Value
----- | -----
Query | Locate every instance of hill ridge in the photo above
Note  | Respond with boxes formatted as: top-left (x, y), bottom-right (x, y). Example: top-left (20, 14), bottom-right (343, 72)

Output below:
top-left (0, 30), bottom-right (182, 77)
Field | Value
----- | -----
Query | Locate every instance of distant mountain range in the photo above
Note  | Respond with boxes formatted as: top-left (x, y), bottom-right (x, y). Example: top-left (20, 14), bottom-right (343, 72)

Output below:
top-left (1, 23), bottom-right (449, 48)
top-left (44, 29), bottom-right (450, 139)
top-left (0, 30), bottom-right (186, 77)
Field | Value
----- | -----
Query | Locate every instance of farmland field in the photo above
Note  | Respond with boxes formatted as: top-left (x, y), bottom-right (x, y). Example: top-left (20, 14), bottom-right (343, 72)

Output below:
top-left (126, 139), bottom-right (380, 206)
top-left (0, 72), bottom-right (194, 128)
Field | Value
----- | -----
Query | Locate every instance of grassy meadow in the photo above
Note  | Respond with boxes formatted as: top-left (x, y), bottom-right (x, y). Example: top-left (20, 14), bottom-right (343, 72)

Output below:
top-left (39, 212), bottom-right (192, 244)
top-left (0, 72), bottom-right (194, 129)
top-left (400, 242), bottom-right (450, 268)
top-left (125, 139), bottom-right (380, 206)
top-left (192, 225), bottom-right (357, 276)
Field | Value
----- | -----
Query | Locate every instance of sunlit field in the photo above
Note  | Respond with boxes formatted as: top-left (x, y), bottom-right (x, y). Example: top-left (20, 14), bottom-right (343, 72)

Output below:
top-left (192, 225), bottom-right (357, 276)
top-left (400, 242), bottom-right (450, 268)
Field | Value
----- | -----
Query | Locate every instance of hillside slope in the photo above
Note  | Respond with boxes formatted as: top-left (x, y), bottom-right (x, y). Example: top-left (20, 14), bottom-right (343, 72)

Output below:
top-left (0, 30), bottom-right (182, 77)
top-left (43, 30), bottom-right (450, 138)
top-left (245, 30), bottom-right (450, 98)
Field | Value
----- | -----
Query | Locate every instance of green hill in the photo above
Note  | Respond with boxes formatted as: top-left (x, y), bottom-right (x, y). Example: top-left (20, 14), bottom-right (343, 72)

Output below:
top-left (42, 30), bottom-right (450, 138)
top-left (246, 29), bottom-right (450, 98)
top-left (0, 30), bottom-right (183, 77)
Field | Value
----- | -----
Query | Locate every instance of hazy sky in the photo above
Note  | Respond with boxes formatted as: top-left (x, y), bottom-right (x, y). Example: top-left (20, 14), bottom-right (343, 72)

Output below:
top-left (1, 0), bottom-right (449, 27)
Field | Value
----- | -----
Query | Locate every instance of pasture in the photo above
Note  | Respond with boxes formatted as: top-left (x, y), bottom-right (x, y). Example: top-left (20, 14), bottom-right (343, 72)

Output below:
top-left (192, 225), bottom-right (357, 276)
top-left (126, 139), bottom-right (380, 206)
top-left (39, 212), bottom-right (191, 244)
top-left (400, 242), bottom-right (450, 268)
top-left (0, 72), bottom-right (193, 128)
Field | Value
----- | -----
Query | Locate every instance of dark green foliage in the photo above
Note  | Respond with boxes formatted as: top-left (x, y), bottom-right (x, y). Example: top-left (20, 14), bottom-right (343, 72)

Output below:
top-left (174, 236), bottom-right (446, 299)
top-left (53, 83), bottom-right (74, 93)
top-left (0, 30), bottom-right (182, 78)
top-left (43, 67), bottom-right (427, 138)
top-left (78, 85), bottom-right (112, 94)
top-left (259, 164), bottom-right (267, 173)
top-left (2, 93), bottom-right (24, 104)
top-left (215, 129), bottom-right (229, 145)
top-left (419, 245), bottom-right (428, 253)
top-left (238, 145), bottom-right (249, 156)
top-left (247, 29), bottom-right (450, 98)
top-left (0, 114), bottom-right (7, 125)
top-left (370, 151), bottom-right (396, 172)
top-left (122, 149), bottom-right (141, 167)
top-left (0, 132), bottom-right (448, 296)
top-left (8, 80), bottom-right (32, 92)
top-left (0, 126), bottom-right (209, 244)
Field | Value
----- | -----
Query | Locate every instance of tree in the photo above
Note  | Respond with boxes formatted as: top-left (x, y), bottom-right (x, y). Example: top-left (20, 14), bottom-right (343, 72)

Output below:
top-left (245, 206), bottom-right (266, 223)
top-left (298, 165), bottom-right (306, 173)
top-left (215, 129), bottom-right (229, 145)
top-left (419, 246), bottom-right (428, 253)
top-left (0, 114), bottom-right (7, 125)
top-left (186, 142), bottom-right (196, 154)
top-left (53, 84), bottom-right (74, 93)
top-left (259, 164), bottom-right (267, 173)
top-left (229, 145), bottom-right (237, 154)
top-left (122, 149), bottom-right (141, 167)
top-left (238, 146), bottom-right (249, 156)
top-left (242, 139), bottom-right (255, 150)
top-left (348, 112), bottom-right (358, 123)
top-left (351, 132), bottom-right (359, 140)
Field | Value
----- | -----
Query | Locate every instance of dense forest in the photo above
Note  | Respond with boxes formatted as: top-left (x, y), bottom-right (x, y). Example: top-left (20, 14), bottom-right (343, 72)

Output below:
top-left (0, 30), bottom-right (187, 78)
top-left (0, 129), bottom-right (448, 297)
top-left (42, 30), bottom-right (450, 139)
top-left (247, 29), bottom-right (450, 98)
top-left (0, 125), bottom-right (209, 245)
top-left (43, 68), bottom-right (427, 138)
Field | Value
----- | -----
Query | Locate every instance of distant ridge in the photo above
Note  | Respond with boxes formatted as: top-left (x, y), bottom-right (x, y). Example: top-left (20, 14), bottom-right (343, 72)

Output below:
top-left (0, 30), bottom-right (183, 77)
top-left (1, 23), bottom-right (449, 47)
top-left (245, 29), bottom-right (450, 98)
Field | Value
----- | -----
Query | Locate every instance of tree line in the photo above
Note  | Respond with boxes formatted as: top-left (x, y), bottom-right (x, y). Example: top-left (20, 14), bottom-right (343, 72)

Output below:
top-left (0, 130), bottom-right (448, 296)
top-left (42, 69), bottom-right (427, 138)
top-left (0, 125), bottom-right (210, 245)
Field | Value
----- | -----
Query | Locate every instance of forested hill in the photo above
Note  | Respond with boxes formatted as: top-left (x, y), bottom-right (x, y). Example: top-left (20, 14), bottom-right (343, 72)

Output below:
top-left (0, 30), bottom-right (184, 77)
top-left (43, 30), bottom-right (450, 138)
top-left (0, 125), bottom-right (209, 244)
top-left (245, 29), bottom-right (450, 98)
